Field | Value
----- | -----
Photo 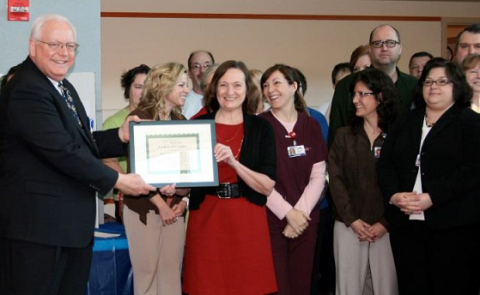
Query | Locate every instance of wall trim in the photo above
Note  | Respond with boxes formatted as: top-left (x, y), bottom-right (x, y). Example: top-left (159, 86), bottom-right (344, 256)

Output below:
top-left (101, 12), bottom-right (441, 22)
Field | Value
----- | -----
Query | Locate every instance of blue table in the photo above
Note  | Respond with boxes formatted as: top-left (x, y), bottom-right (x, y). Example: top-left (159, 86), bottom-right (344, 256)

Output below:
top-left (86, 223), bottom-right (133, 295)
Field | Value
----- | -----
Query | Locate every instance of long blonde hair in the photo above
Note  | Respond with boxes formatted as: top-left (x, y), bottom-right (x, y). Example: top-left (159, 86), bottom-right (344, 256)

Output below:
top-left (137, 62), bottom-right (186, 120)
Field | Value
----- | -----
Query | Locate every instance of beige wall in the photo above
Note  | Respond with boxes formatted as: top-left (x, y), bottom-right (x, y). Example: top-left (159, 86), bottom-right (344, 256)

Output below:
top-left (100, 0), bottom-right (480, 121)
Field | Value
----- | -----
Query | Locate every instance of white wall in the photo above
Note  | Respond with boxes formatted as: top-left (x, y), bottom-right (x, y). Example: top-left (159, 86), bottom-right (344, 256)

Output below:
top-left (100, 0), bottom-right (480, 119)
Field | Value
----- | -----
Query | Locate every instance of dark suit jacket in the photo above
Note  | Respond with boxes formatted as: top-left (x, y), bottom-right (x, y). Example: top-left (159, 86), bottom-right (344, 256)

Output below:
top-left (189, 112), bottom-right (276, 210)
top-left (0, 57), bottom-right (126, 247)
top-left (377, 105), bottom-right (480, 230)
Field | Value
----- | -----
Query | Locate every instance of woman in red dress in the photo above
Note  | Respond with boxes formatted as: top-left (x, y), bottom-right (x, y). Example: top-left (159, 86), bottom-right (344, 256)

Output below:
top-left (183, 60), bottom-right (277, 295)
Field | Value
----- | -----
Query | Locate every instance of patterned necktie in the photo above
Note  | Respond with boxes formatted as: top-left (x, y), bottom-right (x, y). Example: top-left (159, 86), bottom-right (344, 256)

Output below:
top-left (59, 82), bottom-right (82, 126)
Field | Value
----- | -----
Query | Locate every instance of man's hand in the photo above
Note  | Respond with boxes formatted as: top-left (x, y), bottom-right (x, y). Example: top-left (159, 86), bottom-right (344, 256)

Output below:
top-left (115, 173), bottom-right (155, 196)
top-left (118, 115), bottom-right (141, 143)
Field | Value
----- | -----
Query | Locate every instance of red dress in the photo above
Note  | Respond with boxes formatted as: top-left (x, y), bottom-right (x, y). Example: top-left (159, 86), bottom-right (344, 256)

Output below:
top-left (183, 123), bottom-right (277, 295)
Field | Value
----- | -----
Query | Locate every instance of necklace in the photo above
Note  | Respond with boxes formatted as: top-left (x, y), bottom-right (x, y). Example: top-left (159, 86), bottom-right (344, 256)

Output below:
top-left (234, 137), bottom-right (244, 159)
top-left (216, 123), bottom-right (242, 143)
top-left (425, 114), bottom-right (436, 127)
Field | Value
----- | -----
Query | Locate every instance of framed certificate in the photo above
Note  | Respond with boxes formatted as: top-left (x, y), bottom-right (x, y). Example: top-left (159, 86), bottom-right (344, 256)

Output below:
top-left (129, 120), bottom-right (218, 188)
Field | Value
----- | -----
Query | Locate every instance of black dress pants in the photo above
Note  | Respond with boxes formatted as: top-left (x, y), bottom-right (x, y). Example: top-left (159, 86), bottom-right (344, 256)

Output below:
top-left (389, 221), bottom-right (480, 295)
top-left (0, 237), bottom-right (93, 295)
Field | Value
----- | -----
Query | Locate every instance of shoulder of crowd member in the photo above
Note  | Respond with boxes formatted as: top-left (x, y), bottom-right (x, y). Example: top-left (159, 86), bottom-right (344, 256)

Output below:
top-left (194, 112), bottom-right (215, 120)
top-left (128, 108), bottom-right (150, 120)
top-left (102, 108), bottom-right (128, 130)
top-left (459, 106), bottom-right (480, 129)
top-left (399, 69), bottom-right (418, 83)
top-left (334, 72), bottom-right (355, 93)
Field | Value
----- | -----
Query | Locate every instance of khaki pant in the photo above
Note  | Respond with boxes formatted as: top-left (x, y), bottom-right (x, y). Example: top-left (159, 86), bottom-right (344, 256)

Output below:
top-left (124, 206), bottom-right (185, 295)
top-left (334, 221), bottom-right (398, 295)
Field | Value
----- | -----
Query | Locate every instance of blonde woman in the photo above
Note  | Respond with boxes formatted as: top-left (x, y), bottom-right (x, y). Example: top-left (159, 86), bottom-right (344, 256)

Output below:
top-left (462, 53), bottom-right (480, 112)
top-left (123, 62), bottom-right (190, 295)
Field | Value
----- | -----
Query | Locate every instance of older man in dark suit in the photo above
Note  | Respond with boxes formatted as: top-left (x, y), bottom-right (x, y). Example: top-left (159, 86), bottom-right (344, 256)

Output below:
top-left (0, 14), bottom-right (155, 295)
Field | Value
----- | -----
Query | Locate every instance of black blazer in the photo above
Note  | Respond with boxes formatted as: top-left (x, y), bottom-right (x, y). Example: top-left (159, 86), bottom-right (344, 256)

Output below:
top-left (0, 57), bottom-right (126, 247)
top-left (377, 105), bottom-right (480, 230)
top-left (189, 112), bottom-right (276, 210)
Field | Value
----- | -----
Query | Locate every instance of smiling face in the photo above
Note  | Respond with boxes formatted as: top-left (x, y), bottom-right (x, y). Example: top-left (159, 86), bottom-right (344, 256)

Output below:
top-left (29, 20), bottom-right (75, 82)
top-left (164, 73), bottom-right (189, 110)
top-left (352, 81), bottom-right (379, 120)
top-left (353, 54), bottom-right (372, 73)
top-left (369, 26), bottom-right (402, 68)
top-left (216, 68), bottom-right (247, 112)
top-left (262, 70), bottom-right (297, 112)
top-left (422, 67), bottom-right (454, 112)
top-left (465, 64), bottom-right (480, 94)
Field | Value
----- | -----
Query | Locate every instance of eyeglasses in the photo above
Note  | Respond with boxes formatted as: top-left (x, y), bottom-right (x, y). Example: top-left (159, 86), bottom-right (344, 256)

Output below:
top-left (352, 91), bottom-right (376, 98)
top-left (370, 40), bottom-right (400, 48)
top-left (423, 79), bottom-right (450, 87)
top-left (36, 40), bottom-right (79, 52)
top-left (190, 63), bottom-right (211, 71)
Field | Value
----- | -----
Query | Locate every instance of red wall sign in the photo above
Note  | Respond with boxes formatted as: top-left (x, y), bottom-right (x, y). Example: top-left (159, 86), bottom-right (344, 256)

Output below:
top-left (7, 0), bottom-right (30, 22)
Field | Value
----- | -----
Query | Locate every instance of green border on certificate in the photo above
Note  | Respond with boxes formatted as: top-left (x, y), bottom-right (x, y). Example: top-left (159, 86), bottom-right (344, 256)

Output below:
top-left (129, 120), bottom-right (218, 188)
top-left (146, 133), bottom-right (201, 174)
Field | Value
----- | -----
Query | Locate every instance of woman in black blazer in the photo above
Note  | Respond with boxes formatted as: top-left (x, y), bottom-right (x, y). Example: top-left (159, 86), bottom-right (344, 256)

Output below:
top-left (377, 58), bottom-right (480, 295)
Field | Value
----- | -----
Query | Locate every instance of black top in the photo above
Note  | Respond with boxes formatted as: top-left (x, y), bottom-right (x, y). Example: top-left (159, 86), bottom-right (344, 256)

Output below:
top-left (0, 57), bottom-right (124, 247)
top-left (189, 112), bottom-right (276, 210)
top-left (377, 105), bottom-right (480, 230)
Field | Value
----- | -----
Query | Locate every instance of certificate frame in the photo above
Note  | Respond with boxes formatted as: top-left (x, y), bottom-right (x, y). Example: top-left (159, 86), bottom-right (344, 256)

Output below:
top-left (129, 120), bottom-right (218, 188)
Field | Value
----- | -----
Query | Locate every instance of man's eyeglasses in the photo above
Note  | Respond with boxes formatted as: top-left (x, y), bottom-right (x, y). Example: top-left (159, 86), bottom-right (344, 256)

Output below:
top-left (370, 40), bottom-right (400, 48)
top-left (190, 63), bottom-right (211, 71)
top-left (36, 40), bottom-right (79, 52)
top-left (422, 79), bottom-right (450, 87)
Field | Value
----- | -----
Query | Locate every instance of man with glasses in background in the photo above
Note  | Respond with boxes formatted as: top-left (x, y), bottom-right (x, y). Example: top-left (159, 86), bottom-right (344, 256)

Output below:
top-left (0, 14), bottom-right (154, 295)
top-left (182, 50), bottom-right (215, 119)
top-left (328, 24), bottom-right (417, 145)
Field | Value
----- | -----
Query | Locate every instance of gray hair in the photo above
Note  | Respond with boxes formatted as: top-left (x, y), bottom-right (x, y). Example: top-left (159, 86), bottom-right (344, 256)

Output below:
top-left (30, 14), bottom-right (76, 41)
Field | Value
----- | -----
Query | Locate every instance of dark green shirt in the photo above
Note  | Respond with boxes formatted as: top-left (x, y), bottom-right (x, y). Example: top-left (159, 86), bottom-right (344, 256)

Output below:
top-left (328, 68), bottom-right (417, 146)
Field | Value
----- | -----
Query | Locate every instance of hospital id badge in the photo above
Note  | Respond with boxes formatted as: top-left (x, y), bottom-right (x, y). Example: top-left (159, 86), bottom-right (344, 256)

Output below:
top-left (287, 145), bottom-right (306, 158)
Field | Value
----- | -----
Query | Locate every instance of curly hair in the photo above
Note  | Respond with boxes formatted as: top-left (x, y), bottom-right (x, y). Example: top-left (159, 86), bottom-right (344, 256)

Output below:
top-left (414, 58), bottom-right (472, 109)
top-left (261, 64), bottom-right (309, 115)
top-left (120, 64), bottom-right (150, 99)
top-left (136, 62), bottom-right (186, 120)
top-left (349, 68), bottom-right (400, 132)
top-left (203, 60), bottom-right (257, 115)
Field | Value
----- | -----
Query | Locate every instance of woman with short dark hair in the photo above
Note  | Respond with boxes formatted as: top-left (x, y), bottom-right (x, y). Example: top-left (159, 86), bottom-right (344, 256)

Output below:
top-left (377, 58), bottom-right (480, 294)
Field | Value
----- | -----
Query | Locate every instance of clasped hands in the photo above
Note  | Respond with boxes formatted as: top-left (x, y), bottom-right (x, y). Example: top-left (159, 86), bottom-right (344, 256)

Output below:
top-left (283, 209), bottom-right (310, 239)
top-left (390, 191), bottom-right (433, 215)
top-left (350, 220), bottom-right (387, 243)
top-left (155, 184), bottom-right (187, 226)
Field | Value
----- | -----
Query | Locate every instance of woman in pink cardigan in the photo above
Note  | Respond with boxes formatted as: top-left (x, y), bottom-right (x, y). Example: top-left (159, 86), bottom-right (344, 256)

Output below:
top-left (259, 64), bottom-right (327, 295)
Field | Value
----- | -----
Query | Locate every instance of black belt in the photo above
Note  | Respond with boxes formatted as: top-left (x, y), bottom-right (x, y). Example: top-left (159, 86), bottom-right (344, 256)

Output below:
top-left (206, 183), bottom-right (243, 199)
